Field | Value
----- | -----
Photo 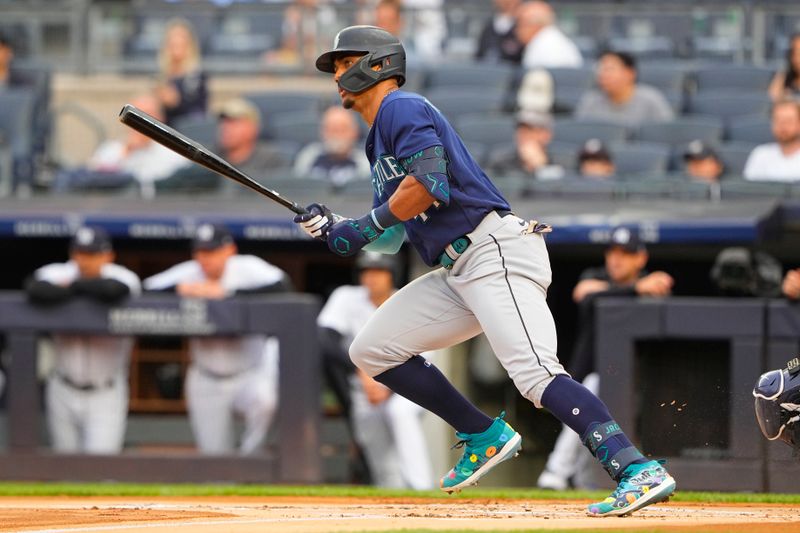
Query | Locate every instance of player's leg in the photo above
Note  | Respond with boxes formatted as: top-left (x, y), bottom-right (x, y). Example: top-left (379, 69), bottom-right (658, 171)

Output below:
top-left (234, 338), bottom-right (279, 455)
top-left (351, 386), bottom-right (404, 488)
top-left (456, 217), bottom-right (674, 516)
top-left (185, 366), bottom-right (237, 454)
top-left (538, 373), bottom-right (600, 490)
top-left (350, 268), bottom-right (521, 492)
top-left (45, 376), bottom-right (81, 452)
top-left (384, 393), bottom-right (434, 489)
top-left (83, 378), bottom-right (128, 454)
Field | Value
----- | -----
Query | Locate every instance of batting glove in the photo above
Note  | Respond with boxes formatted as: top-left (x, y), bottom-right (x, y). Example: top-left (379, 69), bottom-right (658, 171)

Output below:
top-left (327, 214), bottom-right (384, 257)
top-left (294, 203), bottom-right (342, 241)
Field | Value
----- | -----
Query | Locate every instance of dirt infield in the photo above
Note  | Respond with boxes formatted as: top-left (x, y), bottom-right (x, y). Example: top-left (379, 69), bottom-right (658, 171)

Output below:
top-left (1, 496), bottom-right (798, 533)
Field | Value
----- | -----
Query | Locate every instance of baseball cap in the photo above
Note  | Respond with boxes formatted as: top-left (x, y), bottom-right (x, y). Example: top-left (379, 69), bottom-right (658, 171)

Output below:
top-left (579, 138), bottom-right (612, 162)
top-left (192, 223), bottom-right (234, 251)
top-left (683, 140), bottom-right (719, 161)
top-left (356, 251), bottom-right (396, 272)
top-left (607, 226), bottom-right (645, 253)
top-left (516, 69), bottom-right (554, 113)
top-left (70, 226), bottom-right (112, 254)
top-left (515, 109), bottom-right (553, 130)
top-left (218, 98), bottom-right (261, 127)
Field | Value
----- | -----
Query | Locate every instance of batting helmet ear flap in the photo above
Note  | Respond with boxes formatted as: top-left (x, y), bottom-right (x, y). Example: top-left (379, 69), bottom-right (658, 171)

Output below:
top-left (338, 43), bottom-right (406, 94)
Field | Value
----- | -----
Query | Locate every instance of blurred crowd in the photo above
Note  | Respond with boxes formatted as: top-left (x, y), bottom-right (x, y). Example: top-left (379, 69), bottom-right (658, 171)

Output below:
top-left (1, 0), bottom-right (799, 198)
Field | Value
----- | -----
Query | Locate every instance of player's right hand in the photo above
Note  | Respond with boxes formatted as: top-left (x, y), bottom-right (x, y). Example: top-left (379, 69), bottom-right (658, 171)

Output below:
top-left (294, 203), bottom-right (341, 241)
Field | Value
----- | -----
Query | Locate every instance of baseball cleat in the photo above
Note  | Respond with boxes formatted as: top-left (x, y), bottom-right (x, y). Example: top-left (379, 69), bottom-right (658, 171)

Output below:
top-left (440, 412), bottom-right (522, 493)
top-left (587, 459), bottom-right (676, 517)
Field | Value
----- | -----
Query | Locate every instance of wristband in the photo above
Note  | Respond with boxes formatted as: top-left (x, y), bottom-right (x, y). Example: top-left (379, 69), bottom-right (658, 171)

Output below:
top-left (370, 202), bottom-right (403, 231)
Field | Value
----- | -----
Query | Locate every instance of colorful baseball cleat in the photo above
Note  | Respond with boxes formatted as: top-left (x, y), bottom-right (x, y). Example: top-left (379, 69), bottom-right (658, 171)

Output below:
top-left (587, 459), bottom-right (676, 517)
top-left (440, 412), bottom-right (522, 493)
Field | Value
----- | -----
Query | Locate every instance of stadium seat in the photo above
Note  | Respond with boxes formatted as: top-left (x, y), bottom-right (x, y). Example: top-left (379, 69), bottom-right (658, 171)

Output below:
top-left (607, 36), bottom-right (677, 60)
top-left (636, 116), bottom-right (723, 146)
top-left (209, 11), bottom-right (282, 57)
top-left (688, 93), bottom-right (771, 122)
top-left (268, 113), bottom-right (321, 146)
top-left (638, 65), bottom-right (688, 112)
top-left (456, 115), bottom-right (516, 153)
top-left (609, 141), bottom-right (671, 178)
top-left (553, 120), bottom-right (629, 145)
top-left (244, 93), bottom-right (322, 139)
top-left (173, 115), bottom-right (219, 149)
top-left (717, 142), bottom-right (758, 178)
top-left (544, 67), bottom-right (594, 113)
top-left (693, 65), bottom-right (775, 93)
top-left (720, 179), bottom-right (791, 199)
top-left (423, 88), bottom-right (506, 119)
top-left (548, 141), bottom-right (579, 171)
top-left (726, 114), bottom-right (773, 144)
top-left (424, 63), bottom-right (515, 92)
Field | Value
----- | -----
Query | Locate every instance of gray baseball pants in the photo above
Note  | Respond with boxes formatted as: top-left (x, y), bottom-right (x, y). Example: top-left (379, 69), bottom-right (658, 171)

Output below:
top-left (350, 211), bottom-right (568, 407)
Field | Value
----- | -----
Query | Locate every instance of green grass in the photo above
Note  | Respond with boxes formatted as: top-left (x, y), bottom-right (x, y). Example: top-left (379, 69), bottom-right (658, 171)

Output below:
top-left (0, 483), bottom-right (798, 504)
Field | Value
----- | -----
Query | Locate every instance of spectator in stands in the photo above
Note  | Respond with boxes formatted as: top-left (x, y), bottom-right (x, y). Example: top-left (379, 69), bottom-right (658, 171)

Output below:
top-left (578, 139), bottom-right (615, 179)
top-left (269, 0), bottom-right (339, 66)
top-left (293, 106), bottom-right (370, 187)
top-left (538, 226), bottom-right (673, 491)
top-left (475, 0), bottom-right (524, 65)
top-left (574, 51), bottom-right (674, 128)
top-left (743, 99), bottom-right (800, 182)
top-left (783, 268), bottom-right (800, 300)
top-left (155, 98), bottom-right (289, 194)
top-left (0, 31), bottom-right (31, 89)
top-left (155, 19), bottom-right (208, 126)
top-left (488, 110), bottom-right (563, 180)
top-left (143, 223), bottom-right (292, 455)
top-left (515, 1), bottom-right (582, 69)
top-left (53, 94), bottom-right (189, 197)
top-left (768, 33), bottom-right (800, 103)
top-left (25, 226), bottom-right (140, 454)
top-left (683, 140), bottom-right (724, 183)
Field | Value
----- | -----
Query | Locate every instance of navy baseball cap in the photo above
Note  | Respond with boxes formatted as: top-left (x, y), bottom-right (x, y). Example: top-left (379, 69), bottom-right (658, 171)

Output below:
top-left (684, 140), bottom-right (719, 161)
top-left (192, 223), bottom-right (234, 251)
top-left (579, 138), bottom-right (612, 162)
top-left (607, 226), bottom-right (645, 253)
top-left (70, 226), bottom-right (112, 254)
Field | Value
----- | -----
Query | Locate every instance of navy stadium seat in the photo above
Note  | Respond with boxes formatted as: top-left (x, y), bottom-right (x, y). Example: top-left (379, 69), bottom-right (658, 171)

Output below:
top-left (717, 142), bottom-right (758, 178)
top-left (424, 63), bottom-right (515, 91)
top-left (553, 120), bottom-right (628, 145)
top-left (173, 115), bottom-right (219, 149)
top-left (269, 113), bottom-right (321, 146)
top-left (688, 94), bottom-right (771, 122)
top-left (636, 116), bottom-right (723, 146)
top-left (609, 142), bottom-right (671, 178)
top-left (694, 66), bottom-right (775, 93)
top-left (726, 114), bottom-right (773, 144)
top-left (423, 88), bottom-right (506, 119)
top-left (244, 93), bottom-right (322, 139)
top-left (456, 115), bottom-right (516, 152)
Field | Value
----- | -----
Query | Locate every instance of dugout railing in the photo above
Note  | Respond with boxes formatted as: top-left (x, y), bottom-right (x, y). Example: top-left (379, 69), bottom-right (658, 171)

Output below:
top-left (0, 291), bottom-right (322, 484)
top-left (594, 296), bottom-right (800, 493)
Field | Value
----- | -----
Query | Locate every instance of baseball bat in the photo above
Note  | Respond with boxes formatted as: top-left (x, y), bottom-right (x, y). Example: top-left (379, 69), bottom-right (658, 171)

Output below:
top-left (118, 104), bottom-right (307, 215)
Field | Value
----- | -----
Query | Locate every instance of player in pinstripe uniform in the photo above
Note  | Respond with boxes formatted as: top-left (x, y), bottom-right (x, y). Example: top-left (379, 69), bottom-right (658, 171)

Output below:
top-left (26, 226), bottom-right (140, 453)
top-left (144, 223), bottom-right (291, 455)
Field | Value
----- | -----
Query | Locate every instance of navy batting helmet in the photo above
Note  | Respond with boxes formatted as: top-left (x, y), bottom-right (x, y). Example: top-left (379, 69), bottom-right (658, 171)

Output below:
top-left (316, 25), bottom-right (406, 94)
top-left (753, 357), bottom-right (800, 450)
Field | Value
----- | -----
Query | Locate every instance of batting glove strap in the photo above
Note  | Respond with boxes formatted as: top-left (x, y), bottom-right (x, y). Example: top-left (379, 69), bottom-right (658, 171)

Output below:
top-left (327, 213), bottom-right (385, 257)
top-left (293, 203), bottom-right (342, 241)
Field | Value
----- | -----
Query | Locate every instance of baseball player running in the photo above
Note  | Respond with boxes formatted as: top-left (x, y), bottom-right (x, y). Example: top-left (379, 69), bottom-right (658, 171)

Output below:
top-left (25, 226), bottom-right (140, 453)
top-left (294, 26), bottom-right (676, 516)
top-left (318, 251), bottom-right (434, 489)
top-left (144, 223), bottom-right (291, 455)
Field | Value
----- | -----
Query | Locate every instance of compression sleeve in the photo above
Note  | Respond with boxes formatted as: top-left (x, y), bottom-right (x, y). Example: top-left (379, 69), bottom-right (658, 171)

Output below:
top-left (363, 224), bottom-right (405, 254)
top-left (25, 278), bottom-right (72, 304)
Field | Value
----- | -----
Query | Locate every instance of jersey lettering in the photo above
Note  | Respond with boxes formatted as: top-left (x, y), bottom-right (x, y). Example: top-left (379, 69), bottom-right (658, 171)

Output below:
top-left (372, 154), bottom-right (406, 197)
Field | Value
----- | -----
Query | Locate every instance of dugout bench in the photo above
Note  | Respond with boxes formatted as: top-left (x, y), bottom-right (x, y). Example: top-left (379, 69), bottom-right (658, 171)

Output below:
top-left (0, 292), bottom-right (322, 484)
top-left (595, 297), bottom-right (800, 492)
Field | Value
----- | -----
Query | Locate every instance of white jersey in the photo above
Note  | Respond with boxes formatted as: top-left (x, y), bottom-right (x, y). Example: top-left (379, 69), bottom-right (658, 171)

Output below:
top-left (317, 285), bottom-right (380, 343)
top-left (34, 261), bottom-right (141, 386)
top-left (143, 255), bottom-right (286, 376)
top-left (743, 143), bottom-right (800, 182)
top-left (522, 26), bottom-right (583, 69)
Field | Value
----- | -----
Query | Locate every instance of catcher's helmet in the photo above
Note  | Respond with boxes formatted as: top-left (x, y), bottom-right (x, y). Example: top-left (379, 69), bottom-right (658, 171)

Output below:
top-left (316, 25), bottom-right (406, 94)
top-left (753, 357), bottom-right (800, 449)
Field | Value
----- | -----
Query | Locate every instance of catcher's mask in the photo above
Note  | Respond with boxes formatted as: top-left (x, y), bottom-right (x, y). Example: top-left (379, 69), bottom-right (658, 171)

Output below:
top-left (316, 25), bottom-right (406, 94)
top-left (753, 357), bottom-right (800, 448)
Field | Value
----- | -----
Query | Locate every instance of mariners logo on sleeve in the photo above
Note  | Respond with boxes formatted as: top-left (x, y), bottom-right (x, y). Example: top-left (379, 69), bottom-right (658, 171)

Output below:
top-left (372, 154), bottom-right (407, 197)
